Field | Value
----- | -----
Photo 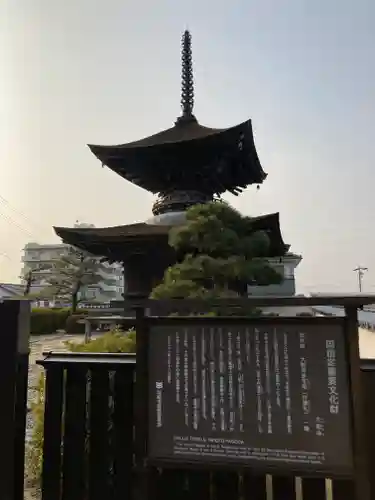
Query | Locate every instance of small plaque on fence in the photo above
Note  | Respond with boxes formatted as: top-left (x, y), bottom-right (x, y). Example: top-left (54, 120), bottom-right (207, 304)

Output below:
top-left (148, 320), bottom-right (354, 475)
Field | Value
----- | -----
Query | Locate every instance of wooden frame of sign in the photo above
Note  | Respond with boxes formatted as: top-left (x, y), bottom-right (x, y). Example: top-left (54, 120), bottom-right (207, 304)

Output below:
top-left (132, 297), bottom-right (372, 500)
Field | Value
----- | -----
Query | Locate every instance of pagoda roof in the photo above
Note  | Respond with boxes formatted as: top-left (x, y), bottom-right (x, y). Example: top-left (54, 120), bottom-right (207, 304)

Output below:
top-left (88, 117), bottom-right (266, 196)
top-left (54, 212), bottom-right (289, 261)
top-left (87, 31), bottom-right (267, 196)
top-left (91, 118), bottom-right (221, 150)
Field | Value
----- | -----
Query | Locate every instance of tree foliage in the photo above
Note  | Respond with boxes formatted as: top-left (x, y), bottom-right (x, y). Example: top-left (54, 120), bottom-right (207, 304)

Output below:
top-left (151, 201), bottom-right (283, 299)
top-left (21, 264), bottom-right (50, 296)
top-left (41, 247), bottom-right (116, 312)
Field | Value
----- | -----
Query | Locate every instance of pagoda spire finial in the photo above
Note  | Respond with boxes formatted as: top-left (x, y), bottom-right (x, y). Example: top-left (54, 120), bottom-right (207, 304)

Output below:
top-left (176, 30), bottom-right (196, 124)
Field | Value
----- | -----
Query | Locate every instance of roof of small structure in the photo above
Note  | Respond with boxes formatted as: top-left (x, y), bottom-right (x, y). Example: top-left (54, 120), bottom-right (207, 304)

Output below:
top-left (54, 212), bottom-right (289, 261)
top-left (88, 31), bottom-right (267, 196)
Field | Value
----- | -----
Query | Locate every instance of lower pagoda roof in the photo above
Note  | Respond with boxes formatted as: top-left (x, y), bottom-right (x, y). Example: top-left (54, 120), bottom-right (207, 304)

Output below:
top-left (54, 212), bottom-right (289, 261)
top-left (88, 118), bottom-right (267, 196)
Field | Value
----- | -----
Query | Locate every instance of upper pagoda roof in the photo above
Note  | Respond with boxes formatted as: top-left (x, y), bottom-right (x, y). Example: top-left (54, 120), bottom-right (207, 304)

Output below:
top-left (89, 118), bottom-right (265, 195)
top-left (91, 118), bottom-right (220, 150)
top-left (88, 31), bottom-right (267, 197)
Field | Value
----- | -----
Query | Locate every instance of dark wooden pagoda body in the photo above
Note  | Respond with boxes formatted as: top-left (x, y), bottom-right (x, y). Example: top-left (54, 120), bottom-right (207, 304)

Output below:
top-left (54, 31), bottom-right (289, 299)
top-left (88, 117), bottom-right (266, 215)
top-left (55, 213), bottom-right (289, 298)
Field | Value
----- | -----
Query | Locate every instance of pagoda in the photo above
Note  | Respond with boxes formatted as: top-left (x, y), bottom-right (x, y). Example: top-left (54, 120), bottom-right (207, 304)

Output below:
top-left (54, 31), bottom-right (292, 299)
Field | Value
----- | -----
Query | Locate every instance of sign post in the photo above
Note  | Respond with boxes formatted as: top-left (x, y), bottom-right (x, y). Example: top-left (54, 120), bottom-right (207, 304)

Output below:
top-left (148, 318), bottom-right (354, 476)
top-left (130, 296), bottom-right (375, 500)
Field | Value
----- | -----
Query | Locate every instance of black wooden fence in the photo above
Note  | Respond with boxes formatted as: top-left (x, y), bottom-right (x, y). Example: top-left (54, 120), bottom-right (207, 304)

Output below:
top-left (4, 297), bottom-right (375, 500)
top-left (0, 300), bottom-right (30, 500)
top-left (37, 351), bottom-right (375, 500)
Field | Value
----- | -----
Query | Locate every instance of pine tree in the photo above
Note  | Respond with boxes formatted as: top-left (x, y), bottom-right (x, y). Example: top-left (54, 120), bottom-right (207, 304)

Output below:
top-left (42, 247), bottom-right (116, 312)
top-left (151, 201), bottom-right (283, 300)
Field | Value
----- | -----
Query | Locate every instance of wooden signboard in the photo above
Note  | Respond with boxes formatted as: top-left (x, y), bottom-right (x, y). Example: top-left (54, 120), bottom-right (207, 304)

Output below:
top-left (148, 319), bottom-right (354, 475)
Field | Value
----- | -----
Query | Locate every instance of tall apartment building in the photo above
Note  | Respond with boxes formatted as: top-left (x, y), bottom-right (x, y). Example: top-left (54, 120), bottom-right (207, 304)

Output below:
top-left (21, 225), bottom-right (124, 303)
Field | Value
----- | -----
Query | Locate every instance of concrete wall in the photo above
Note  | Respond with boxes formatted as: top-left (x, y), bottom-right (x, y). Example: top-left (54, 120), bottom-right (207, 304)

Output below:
top-left (262, 305), bottom-right (315, 316)
top-left (248, 278), bottom-right (296, 297)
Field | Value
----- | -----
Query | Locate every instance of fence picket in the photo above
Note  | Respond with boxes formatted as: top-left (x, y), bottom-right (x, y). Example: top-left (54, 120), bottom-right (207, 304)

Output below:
top-left (242, 471), bottom-right (267, 500)
top-left (272, 475), bottom-right (296, 500)
top-left (301, 478), bottom-right (327, 500)
top-left (331, 479), bottom-right (356, 499)
top-left (61, 365), bottom-right (87, 500)
top-left (41, 365), bottom-right (64, 500)
top-left (112, 366), bottom-right (134, 500)
top-left (13, 353), bottom-right (30, 500)
top-left (88, 367), bottom-right (111, 500)
top-left (212, 471), bottom-right (239, 500)
top-left (187, 470), bottom-right (211, 500)
top-left (156, 468), bottom-right (187, 500)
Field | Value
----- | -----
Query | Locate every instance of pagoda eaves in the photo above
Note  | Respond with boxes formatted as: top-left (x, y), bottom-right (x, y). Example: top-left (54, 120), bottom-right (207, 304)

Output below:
top-left (87, 30), bottom-right (267, 207)
top-left (54, 213), bottom-right (289, 262)
top-left (88, 117), bottom-right (266, 196)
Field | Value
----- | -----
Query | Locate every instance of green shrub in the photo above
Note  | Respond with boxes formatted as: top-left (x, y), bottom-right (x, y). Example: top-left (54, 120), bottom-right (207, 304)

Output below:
top-left (64, 314), bottom-right (86, 334)
top-left (65, 328), bottom-right (136, 352)
top-left (26, 328), bottom-right (136, 483)
top-left (30, 308), bottom-right (91, 335)
top-left (30, 308), bottom-right (71, 335)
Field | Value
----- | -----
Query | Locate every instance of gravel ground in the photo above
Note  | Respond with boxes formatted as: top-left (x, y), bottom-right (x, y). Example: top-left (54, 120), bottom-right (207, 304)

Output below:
top-left (27, 333), bottom-right (84, 405)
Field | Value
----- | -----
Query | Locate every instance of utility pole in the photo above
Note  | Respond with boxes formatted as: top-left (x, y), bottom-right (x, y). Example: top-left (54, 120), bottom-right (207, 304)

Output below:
top-left (353, 266), bottom-right (368, 293)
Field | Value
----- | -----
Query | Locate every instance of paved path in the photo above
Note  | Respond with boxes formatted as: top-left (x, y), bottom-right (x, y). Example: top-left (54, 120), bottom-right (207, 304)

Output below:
top-left (28, 334), bottom-right (85, 411)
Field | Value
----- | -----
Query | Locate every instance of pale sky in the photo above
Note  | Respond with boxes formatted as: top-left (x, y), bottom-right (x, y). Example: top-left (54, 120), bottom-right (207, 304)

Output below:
top-left (1, 0), bottom-right (374, 293)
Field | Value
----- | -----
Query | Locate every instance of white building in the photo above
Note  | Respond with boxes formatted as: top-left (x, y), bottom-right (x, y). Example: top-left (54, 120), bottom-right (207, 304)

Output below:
top-left (247, 252), bottom-right (302, 297)
top-left (246, 252), bottom-right (307, 316)
top-left (21, 225), bottom-right (124, 304)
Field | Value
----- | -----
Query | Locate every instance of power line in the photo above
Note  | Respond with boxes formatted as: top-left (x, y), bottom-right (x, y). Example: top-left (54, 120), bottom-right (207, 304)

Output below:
top-left (0, 208), bottom-right (35, 239)
top-left (0, 194), bottom-right (45, 235)
top-left (0, 194), bottom-right (48, 248)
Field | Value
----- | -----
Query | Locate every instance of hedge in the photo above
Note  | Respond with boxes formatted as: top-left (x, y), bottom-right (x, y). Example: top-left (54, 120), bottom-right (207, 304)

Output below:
top-left (65, 314), bottom-right (86, 334)
top-left (30, 308), bottom-right (88, 335)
